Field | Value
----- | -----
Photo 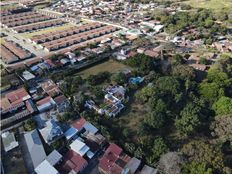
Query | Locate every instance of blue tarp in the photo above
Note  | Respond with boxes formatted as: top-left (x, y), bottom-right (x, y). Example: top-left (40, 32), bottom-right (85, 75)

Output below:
top-left (129, 77), bottom-right (144, 85)
top-left (30, 65), bottom-right (39, 72)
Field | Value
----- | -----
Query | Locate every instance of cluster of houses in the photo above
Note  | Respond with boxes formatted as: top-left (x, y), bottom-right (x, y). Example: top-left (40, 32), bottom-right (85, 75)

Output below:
top-left (85, 85), bottom-right (126, 117)
top-left (1, 11), bottom-right (54, 28)
top-left (1, 40), bottom-right (33, 64)
top-left (1, 113), bottom-right (158, 174)
top-left (0, 78), bottom-right (69, 128)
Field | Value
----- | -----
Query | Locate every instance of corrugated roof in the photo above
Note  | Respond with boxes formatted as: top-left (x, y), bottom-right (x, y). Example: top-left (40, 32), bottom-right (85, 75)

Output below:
top-left (24, 129), bottom-right (46, 168)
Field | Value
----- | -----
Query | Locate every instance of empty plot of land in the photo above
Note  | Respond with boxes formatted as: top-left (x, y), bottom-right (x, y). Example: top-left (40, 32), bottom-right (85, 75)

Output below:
top-left (1, 147), bottom-right (27, 174)
top-left (76, 59), bottom-right (130, 78)
top-left (184, 0), bottom-right (232, 10)
top-left (0, 3), bottom-right (18, 11)
top-left (20, 23), bottom-right (74, 38)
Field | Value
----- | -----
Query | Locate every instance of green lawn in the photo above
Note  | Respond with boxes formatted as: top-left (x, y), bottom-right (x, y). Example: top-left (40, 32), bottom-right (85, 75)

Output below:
top-left (76, 59), bottom-right (131, 78)
top-left (20, 24), bottom-right (74, 38)
top-left (184, 0), bottom-right (232, 10)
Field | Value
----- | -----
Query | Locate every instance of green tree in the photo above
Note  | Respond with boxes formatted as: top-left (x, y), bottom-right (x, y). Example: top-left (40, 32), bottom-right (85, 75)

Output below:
top-left (135, 85), bottom-right (155, 103)
top-left (171, 54), bottom-right (185, 65)
top-left (24, 119), bottom-right (36, 131)
top-left (199, 82), bottom-right (224, 104)
top-left (213, 97), bottom-right (232, 115)
top-left (124, 142), bottom-right (136, 154)
top-left (210, 114), bottom-right (232, 143)
top-left (175, 103), bottom-right (201, 136)
top-left (181, 140), bottom-right (225, 171)
top-left (111, 72), bottom-right (127, 85)
top-left (148, 137), bottom-right (168, 163)
top-left (57, 112), bottom-right (76, 122)
top-left (182, 162), bottom-right (213, 174)
top-left (144, 111), bottom-right (166, 129)
top-left (125, 54), bottom-right (154, 73)
top-left (172, 64), bottom-right (196, 80)
top-left (199, 57), bottom-right (208, 65)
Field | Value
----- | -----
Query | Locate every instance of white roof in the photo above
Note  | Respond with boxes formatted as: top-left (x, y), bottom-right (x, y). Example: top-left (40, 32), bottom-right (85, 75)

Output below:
top-left (24, 130), bottom-right (46, 168)
top-left (1, 131), bottom-right (19, 152)
top-left (83, 122), bottom-right (98, 135)
top-left (64, 127), bottom-right (78, 140)
top-left (46, 150), bottom-right (62, 166)
top-left (22, 71), bottom-right (35, 80)
top-left (86, 150), bottom-right (94, 159)
top-left (39, 119), bottom-right (63, 144)
top-left (70, 139), bottom-right (89, 156)
top-left (35, 160), bottom-right (59, 174)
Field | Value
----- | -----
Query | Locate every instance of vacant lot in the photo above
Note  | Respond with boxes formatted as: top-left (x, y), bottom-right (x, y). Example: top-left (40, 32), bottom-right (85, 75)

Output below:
top-left (184, 0), bottom-right (232, 10)
top-left (20, 24), bottom-right (74, 38)
top-left (1, 3), bottom-right (18, 10)
top-left (76, 59), bottom-right (131, 78)
top-left (117, 95), bottom-right (150, 137)
top-left (1, 147), bottom-right (27, 174)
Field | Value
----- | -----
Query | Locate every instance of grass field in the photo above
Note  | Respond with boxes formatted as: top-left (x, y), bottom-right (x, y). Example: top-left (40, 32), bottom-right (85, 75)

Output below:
top-left (117, 96), bottom-right (150, 136)
top-left (1, 3), bottom-right (18, 10)
top-left (20, 24), bottom-right (74, 38)
top-left (76, 59), bottom-right (131, 78)
top-left (0, 38), bottom-right (5, 44)
top-left (184, 0), bottom-right (232, 10)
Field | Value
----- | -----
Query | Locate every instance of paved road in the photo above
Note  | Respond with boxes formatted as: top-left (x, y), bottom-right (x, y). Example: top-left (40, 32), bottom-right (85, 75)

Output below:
top-left (81, 18), bottom-right (128, 30)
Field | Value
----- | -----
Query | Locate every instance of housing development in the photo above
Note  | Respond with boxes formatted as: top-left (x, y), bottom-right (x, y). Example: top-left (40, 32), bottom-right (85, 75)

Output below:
top-left (0, 0), bottom-right (232, 174)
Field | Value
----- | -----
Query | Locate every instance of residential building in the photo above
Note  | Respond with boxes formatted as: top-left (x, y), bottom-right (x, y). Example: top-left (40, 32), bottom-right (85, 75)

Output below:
top-left (46, 150), bottom-right (63, 166)
top-left (59, 150), bottom-right (88, 174)
top-left (36, 96), bottom-right (56, 112)
top-left (122, 157), bottom-right (141, 174)
top-left (140, 165), bottom-right (158, 174)
top-left (99, 143), bottom-right (131, 174)
top-left (1, 131), bottom-right (19, 152)
top-left (39, 119), bottom-right (63, 145)
top-left (70, 139), bottom-right (90, 157)
top-left (72, 118), bottom-right (87, 131)
top-left (64, 127), bottom-right (78, 140)
top-left (53, 94), bottom-right (69, 113)
top-left (35, 160), bottom-right (59, 174)
top-left (24, 130), bottom-right (46, 169)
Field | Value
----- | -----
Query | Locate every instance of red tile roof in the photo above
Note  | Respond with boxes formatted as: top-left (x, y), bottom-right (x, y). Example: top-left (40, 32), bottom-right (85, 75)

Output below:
top-left (36, 96), bottom-right (52, 106)
top-left (72, 118), bottom-right (86, 131)
top-left (60, 150), bottom-right (87, 173)
top-left (5, 88), bottom-right (30, 103)
top-left (99, 143), bottom-right (124, 174)
top-left (53, 95), bottom-right (67, 105)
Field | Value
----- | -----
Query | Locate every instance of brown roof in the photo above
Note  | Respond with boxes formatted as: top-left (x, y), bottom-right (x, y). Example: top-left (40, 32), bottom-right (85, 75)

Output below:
top-left (0, 44), bottom-right (18, 63)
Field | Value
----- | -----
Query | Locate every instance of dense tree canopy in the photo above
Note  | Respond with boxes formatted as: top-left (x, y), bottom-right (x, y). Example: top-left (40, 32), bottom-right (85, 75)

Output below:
top-left (175, 103), bottom-right (201, 136)
top-left (210, 115), bottom-right (232, 143)
top-left (125, 54), bottom-right (154, 73)
top-left (181, 162), bottom-right (213, 174)
top-left (213, 96), bottom-right (232, 115)
top-left (181, 140), bottom-right (225, 171)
